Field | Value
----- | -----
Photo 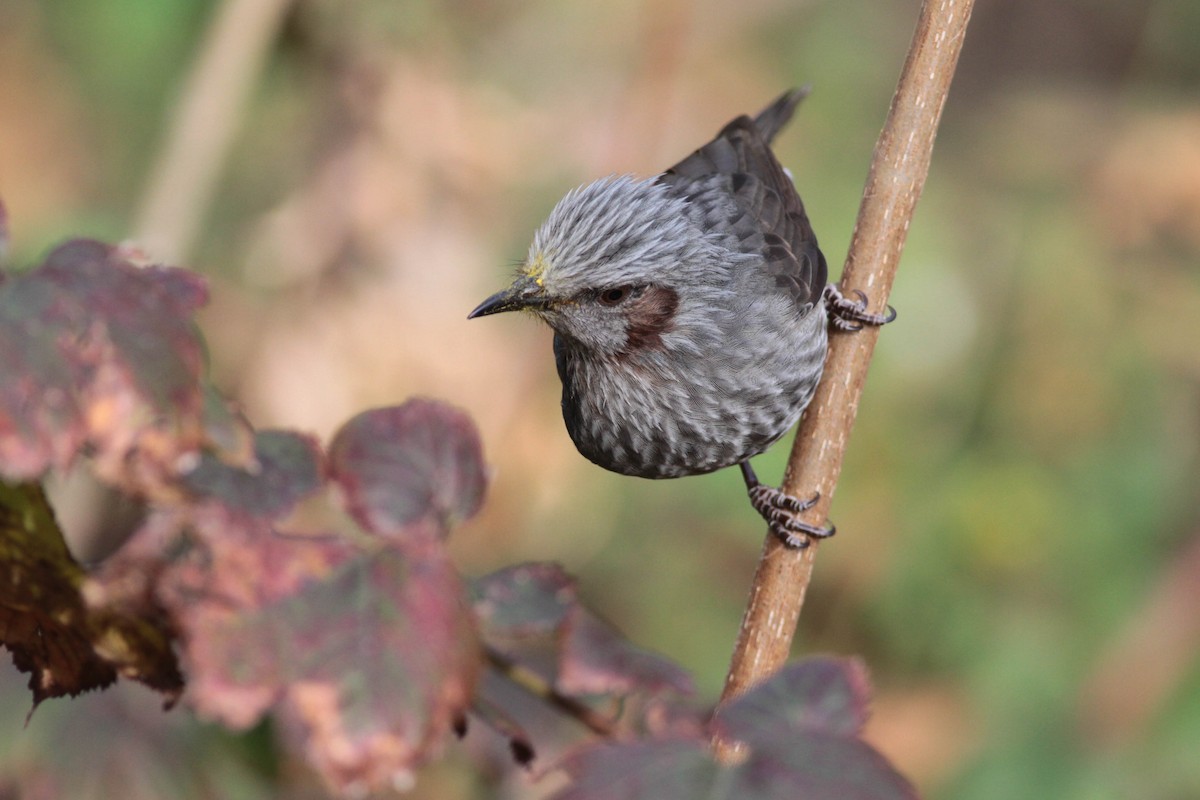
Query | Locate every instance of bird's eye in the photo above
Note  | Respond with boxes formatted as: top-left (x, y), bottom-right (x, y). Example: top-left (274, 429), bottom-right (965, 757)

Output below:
top-left (598, 286), bottom-right (632, 306)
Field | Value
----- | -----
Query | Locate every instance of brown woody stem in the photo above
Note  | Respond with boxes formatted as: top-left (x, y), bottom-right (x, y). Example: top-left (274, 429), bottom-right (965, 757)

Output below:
top-left (718, 0), bottom-right (975, 716)
top-left (483, 645), bottom-right (618, 739)
top-left (133, 0), bottom-right (295, 263)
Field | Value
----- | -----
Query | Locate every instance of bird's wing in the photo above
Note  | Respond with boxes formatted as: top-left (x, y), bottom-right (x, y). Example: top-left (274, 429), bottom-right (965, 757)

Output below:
top-left (751, 87), bottom-right (809, 145)
top-left (657, 90), bottom-right (827, 311)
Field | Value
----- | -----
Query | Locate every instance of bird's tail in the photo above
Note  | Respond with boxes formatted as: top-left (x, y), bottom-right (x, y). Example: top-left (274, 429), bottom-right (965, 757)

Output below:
top-left (753, 86), bottom-right (811, 143)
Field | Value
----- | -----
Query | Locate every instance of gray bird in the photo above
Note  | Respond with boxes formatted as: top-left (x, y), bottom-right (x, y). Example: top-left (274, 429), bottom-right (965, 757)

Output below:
top-left (469, 89), bottom-right (892, 547)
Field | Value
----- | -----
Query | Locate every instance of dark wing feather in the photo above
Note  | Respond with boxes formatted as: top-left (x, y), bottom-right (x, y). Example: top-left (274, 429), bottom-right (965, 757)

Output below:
top-left (752, 86), bottom-right (810, 144)
top-left (657, 88), bottom-right (826, 311)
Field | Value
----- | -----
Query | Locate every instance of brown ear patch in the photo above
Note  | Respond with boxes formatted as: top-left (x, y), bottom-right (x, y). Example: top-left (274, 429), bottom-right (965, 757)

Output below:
top-left (623, 284), bottom-right (679, 352)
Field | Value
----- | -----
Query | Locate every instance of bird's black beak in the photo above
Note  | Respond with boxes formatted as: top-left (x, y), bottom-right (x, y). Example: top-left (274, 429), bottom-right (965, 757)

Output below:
top-left (468, 276), bottom-right (548, 319)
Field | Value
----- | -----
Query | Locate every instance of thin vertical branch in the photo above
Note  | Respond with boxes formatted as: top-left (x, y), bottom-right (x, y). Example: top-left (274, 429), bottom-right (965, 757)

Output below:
top-left (720, 0), bottom-right (975, 710)
top-left (132, 0), bottom-right (295, 263)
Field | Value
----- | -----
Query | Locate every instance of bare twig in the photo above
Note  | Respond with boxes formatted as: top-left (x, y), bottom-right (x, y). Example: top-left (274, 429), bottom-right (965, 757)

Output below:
top-left (720, 0), bottom-right (975, 712)
top-left (483, 645), bottom-right (618, 739)
top-left (132, 0), bottom-right (295, 263)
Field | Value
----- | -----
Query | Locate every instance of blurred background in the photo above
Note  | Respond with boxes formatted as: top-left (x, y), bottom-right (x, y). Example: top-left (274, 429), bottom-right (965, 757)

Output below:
top-left (2, 0), bottom-right (1199, 797)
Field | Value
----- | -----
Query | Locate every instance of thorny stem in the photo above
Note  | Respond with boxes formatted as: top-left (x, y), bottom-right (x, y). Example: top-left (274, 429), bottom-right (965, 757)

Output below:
top-left (718, 0), bottom-right (976, 733)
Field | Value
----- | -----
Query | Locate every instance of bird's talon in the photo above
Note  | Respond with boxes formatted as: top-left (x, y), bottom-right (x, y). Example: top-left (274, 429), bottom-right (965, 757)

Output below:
top-left (781, 531), bottom-right (812, 550)
top-left (741, 464), bottom-right (834, 548)
top-left (824, 284), bottom-right (895, 330)
top-left (767, 516), bottom-right (835, 548)
top-left (777, 491), bottom-right (818, 514)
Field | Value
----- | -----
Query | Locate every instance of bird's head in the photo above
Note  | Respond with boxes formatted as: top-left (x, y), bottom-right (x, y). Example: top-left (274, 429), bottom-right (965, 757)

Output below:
top-left (469, 176), bottom-right (727, 358)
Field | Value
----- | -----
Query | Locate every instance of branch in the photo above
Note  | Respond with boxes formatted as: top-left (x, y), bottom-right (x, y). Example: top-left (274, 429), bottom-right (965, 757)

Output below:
top-left (483, 645), bottom-right (618, 740)
top-left (132, 0), bottom-right (295, 263)
top-left (720, 0), bottom-right (975, 709)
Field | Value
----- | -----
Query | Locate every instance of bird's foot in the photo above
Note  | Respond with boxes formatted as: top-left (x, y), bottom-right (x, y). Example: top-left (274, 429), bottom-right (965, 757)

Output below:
top-left (740, 462), bottom-right (836, 549)
top-left (748, 484), bottom-right (836, 549)
top-left (824, 284), bottom-right (896, 331)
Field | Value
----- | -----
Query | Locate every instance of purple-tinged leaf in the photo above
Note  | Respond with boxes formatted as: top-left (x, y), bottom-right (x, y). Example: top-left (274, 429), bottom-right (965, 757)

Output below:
top-left (714, 657), bottom-right (872, 742)
top-left (739, 733), bottom-right (917, 800)
top-left (471, 563), bottom-right (693, 700)
top-left (559, 609), bottom-right (694, 699)
top-left (40, 240), bottom-right (208, 416)
top-left (553, 740), bottom-right (719, 800)
top-left (179, 429), bottom-right (323, 521)
top-left (329, 399), bottom-right (487, 537)
top-left (82, 507), bottom-right (358, 719)
top-left (470, 562), bottom-right (695, 754)
top-left (0, 239), bottom-right (211, 488)
top-left (552, 731), bottom-right (915, 800)
top-left (549, 658), bottom-right (915, 800)
top-left (471, 562), bottom-right (576, 636)
top-left (185, 543), bottom-right (478, 794)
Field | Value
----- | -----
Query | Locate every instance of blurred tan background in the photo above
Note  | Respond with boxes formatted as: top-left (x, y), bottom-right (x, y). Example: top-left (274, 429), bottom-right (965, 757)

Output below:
top-left (2, 0), bottom-right (1199, 797)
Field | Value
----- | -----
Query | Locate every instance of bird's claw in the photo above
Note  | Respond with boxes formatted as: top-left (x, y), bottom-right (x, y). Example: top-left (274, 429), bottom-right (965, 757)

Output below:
top-left (746, 482), bottom-right (836, 550)
top-left (748, 483), bottom-right (815, 514)
top-left (824, 284), bottom-right (896, 331)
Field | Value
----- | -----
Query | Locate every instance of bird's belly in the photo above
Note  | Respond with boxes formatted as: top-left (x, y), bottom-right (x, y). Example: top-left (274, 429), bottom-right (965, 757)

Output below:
top-left (561, 359), bottom-right (821, 480)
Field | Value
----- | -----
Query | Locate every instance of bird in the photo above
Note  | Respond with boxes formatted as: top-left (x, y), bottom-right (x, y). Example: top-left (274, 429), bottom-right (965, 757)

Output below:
top-left (468, 88), bottom-right (892, 547)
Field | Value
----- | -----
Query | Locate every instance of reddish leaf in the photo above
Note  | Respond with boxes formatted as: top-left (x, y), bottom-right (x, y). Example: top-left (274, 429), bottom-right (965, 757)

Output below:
top-left (713, 656), bottom-right (871, 742)
top-left (328, 400), bottom-right (487, 537)
top-left (86, 506), bottom-right (355, 630)
top-left (0, 239), bottom-right (211, 489)
top-left (472, 563), bottom-right (692, 699)
top-left (553, 740), bottom-right (720, 800)
top-left (558, 609), bottom-right (694, 699)
top-left (472, 562), bottom-right (576, 637)
top-left (736, 733), bottom-right (917, 800)
top-left (185, 543), bottom-right (478, 794)
top-left (80, 502), bottom-right (359, 721)
top-left (0, 482), bottom-right (181, 711)
top-left (180, 429), bottom-right (324, 521)
top-left (551, 659), bottom-right (915, 800)
top-left (469, 562), bottom-right (695, 758)
top-left (176, 528), bottom-right (352, 727)
top-left (556, 734), bottom-right (914, 800)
